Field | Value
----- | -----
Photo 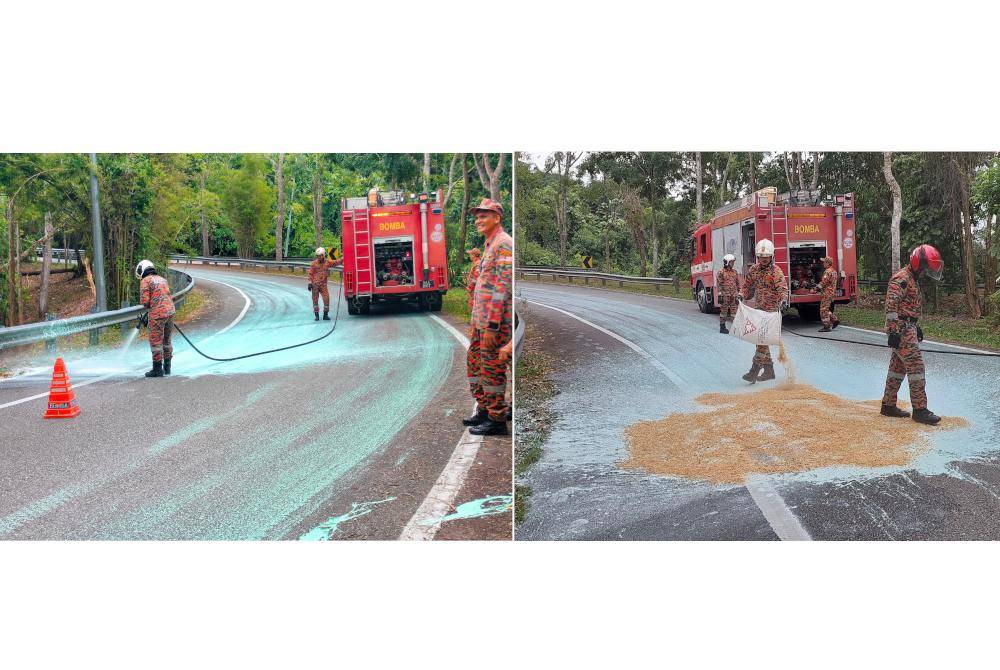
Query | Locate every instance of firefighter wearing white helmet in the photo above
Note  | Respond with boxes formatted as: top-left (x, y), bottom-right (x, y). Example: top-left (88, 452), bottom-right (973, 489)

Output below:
top-left (307, 246), bottom-right (338, 321)
top-left (739, 238), bottom-right (786, 383)
top-left (716, 253), bottom-right (741, 334)
top-left (135, 259), bottom-right (176, 377)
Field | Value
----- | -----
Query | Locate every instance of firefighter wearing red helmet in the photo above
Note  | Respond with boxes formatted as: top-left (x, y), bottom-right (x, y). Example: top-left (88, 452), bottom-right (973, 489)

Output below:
top-left (881, 244), bottom-right (943, 425)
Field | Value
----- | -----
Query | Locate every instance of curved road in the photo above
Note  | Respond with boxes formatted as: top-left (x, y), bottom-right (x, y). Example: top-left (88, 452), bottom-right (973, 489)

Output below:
top-left (0, 265), bottom-right (511, 540)
top-left (517, 280), bottom-right (1000, 540)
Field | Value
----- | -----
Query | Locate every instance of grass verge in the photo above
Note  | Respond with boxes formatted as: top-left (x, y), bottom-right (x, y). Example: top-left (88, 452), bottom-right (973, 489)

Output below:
top-left (834, 305), bottom-right (1000, 351)
top-left (514, 324), bottom-right (558, 526)
top-left (441, 287), bottom-right (472, 322)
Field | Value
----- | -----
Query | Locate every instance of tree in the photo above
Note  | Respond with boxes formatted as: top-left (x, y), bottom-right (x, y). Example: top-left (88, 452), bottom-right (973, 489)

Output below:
top-left (473, 153), bottom-right (507, 201)
top-left (223, 155), bottom-right (273, 260)
top-left (547, 152), bottom-right (583, 268)
top-left (883, 152), bottom-right (903, 273)
top-left (273, 153), bottom-right (286, 261)
top-left (312, 154), bottom-right (324, 249)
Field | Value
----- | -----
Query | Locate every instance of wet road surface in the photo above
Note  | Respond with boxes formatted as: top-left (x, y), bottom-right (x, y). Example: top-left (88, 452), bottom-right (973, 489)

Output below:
top-left (0, 265), bottom-right (511, 540)
top-left (516, 281), bottom-right (1000, 540)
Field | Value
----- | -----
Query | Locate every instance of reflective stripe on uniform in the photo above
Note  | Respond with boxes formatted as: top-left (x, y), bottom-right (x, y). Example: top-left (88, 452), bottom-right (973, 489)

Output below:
top-left (908, 373), bottom-right (925, 381)
top-left (482, 384), bottom-right (505, 393)
top-left (886, 312), bottom-right (899, 320)
top-left (886, 371), bottom-right (905, 380)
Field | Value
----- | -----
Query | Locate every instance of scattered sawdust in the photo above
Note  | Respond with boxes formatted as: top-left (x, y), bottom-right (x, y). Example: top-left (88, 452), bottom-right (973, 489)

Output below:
top-left (622, 383), bottom-right (968, 484)
top-left (777, 340), bottom-right (795, 384)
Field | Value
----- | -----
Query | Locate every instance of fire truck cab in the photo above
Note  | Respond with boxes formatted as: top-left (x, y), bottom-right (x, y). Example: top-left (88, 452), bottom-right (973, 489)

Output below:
top-left (341, 188), bottom-right (449, 315)
top-left (690, 187), bottom-right (857, 320)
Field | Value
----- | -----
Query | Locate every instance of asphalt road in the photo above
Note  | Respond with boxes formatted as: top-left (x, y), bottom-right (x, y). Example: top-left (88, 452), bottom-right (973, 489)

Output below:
top-left (516, 280), bottom-right (1000, 541)
top-left (0, 265), bottom-right (511, 540)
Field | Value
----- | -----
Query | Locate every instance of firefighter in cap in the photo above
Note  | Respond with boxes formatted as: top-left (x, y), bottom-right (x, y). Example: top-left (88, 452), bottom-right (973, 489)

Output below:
top-left (739, 239), bottom-right (785, 383)
top-left (816, 256), bottom-right (840, 332)
top-left (307, 246), bottom-right (337, 321)
top-left (716, 253), bottom-right (740, 334)
top-left (881, 244), bottom-right (943, 425)
top-left (136, 259), bottom-right (176, 378)
top-left (463, 198), bottom-right (513, 436)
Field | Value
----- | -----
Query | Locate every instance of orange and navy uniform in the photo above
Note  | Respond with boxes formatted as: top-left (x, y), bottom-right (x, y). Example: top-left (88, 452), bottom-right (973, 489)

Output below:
top-left (741, 260), bottom-right (786, 366)
top-left (140, 273), bottom-right (176, 363)
top-left (308, 258), bottom-right (336, 314)
top-left (467, 229), bottom-right (513, 421)
top-left (883, 267), bottom-right (927, 409)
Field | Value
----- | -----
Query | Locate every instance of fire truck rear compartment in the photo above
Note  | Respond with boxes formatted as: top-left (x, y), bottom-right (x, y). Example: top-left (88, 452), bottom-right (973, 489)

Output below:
top-left (789, 244), bottom-right (827, 292)
top-left (373, 238), bottom-right (415, 288)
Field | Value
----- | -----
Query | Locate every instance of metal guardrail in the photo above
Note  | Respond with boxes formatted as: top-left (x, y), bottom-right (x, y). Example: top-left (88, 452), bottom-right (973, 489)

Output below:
top-left (0, 268), bottom-right (194, 351)
top-left (517, 266), bottom-right (683, 294)
top-left (169, 254), bottom-right (314, 272)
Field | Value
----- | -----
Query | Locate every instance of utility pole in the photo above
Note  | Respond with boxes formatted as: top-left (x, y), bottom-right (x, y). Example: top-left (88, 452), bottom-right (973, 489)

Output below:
top-left (88, 153), bottom-right (107, 312)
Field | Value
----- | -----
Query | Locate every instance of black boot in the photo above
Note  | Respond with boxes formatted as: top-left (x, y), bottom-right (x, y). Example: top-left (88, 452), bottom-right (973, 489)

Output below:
top-left (462, 408), bottom-right (489, 426)
top-left (145, 361), bottom-right (164, 378)
top-left (742, 364), bottom-right (761, 383)
top-left (314, 312), bottom-right (319, 321)
top-left (758, 364), bottom-right (776, 381)
top-left (831, 319), bottom-right (839, 330)
top-left (818, 325), bottom-right (832, 332)
top-left (720, 322), bottom-right (729, 334)
top-left (323, 312), bottom-right (331, 321)
top-left (912, 408), bottom-right (942, 425)
top-left (163, 358), bottom-right (172, 375)
top-left (469, 418), bottom-right (509, 436)
top-left (880, 404), bottom-right (910, 418)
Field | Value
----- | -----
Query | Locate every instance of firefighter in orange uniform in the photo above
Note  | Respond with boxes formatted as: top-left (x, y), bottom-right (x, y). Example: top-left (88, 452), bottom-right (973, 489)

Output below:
top-left (739, 239), bottom-right (785, 383)
top-left (881, 244), bottom-right (943, 425)
top-left (465, 247), bottom-right (482, 310)
top-left (463, 198), bottom-right (513, 436)
top-left (716, 253), bottom-right (740, 334)
top-left (136, 260), bottom-right (176, 378)
top-left (816, 256), bottom-right (840, 332)
top-left (308, 246), bottom-right (337, 321)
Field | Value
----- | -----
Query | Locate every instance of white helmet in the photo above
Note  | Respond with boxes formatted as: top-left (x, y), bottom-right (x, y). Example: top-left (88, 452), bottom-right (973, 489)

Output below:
top-left (755, 239), bottom-right (775, 257)
top-left (723, 253), bottom-right (736, 265)
top-left (315, 247), bottom-right (326, 256)
top-left (135, 259), bottom-right (155, 279)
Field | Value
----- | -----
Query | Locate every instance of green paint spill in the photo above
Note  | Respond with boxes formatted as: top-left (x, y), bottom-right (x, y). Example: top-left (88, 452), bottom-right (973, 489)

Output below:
top-left (421, 495), bottom-right (513, 525)
top-left (298, 497), bottom-right (397, 541)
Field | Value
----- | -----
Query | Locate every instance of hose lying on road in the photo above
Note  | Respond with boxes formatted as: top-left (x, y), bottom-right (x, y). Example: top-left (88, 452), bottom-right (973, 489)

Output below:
top-left (171, 282), bottom-right (344, 362)
top-left (783, 326), bottom-right (1000, 357)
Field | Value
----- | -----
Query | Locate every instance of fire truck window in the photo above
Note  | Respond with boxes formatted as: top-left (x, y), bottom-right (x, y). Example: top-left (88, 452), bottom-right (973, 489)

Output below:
top-left (373, 240), bottom-right (415, 287)
top-left (700, 234), bottom-right (706, 255)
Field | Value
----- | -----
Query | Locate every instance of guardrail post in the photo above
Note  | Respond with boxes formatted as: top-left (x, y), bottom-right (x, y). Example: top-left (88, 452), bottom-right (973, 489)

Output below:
top-left (655, 282), bottom-right (661, 292)
top-left (89, 306), bottom-right (100, 346)
top-left (619, 280), bottom-right (624, 288)
top-left (119, 299), bottom-right (130, 337)
top-left (673, 277), bottom-right (679, 294)
top-left (584, 277), bottom-right (589, 285)
top-left (44, 313), bottom-right (56, 354)
top-left (602, 278), bottom-right (606, 286)
top-left (567, 275), bottom-right (573, 283)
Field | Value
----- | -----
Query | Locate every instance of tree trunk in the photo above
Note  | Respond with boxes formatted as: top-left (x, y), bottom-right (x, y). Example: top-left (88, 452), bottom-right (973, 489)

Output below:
top-left (200, 168), bottom-right (210, 256)
top-left (555, 189), bottom-right (567, 268)
top-left (695, 152), bottom-right (703, 226)
top-left (782, 153), bottom-right (794, 193)
top-left (475, 154), bottom-right (506, 202)
top-left (274, 153), bottom-right (285, 261)
top-left (312, 160), bottom-right (323, 248)
top-left (4, 194), bottom-right (16, 326)
top-left (422, 153), bottom-right (431, 193)
top-left (15, 221), bottom-right (22, 325)
top-left (810, 151), bottom-right (821, 190)
top-left (883, 152), bottom-right (902, 273)
top-left (39, 212), bottom-right (53, 318)
top-left (748, 152), bottom-right (757, 193)
top-left (985, 210), bottom-right (996, 316)
top-left (955, 161), bottom-right (982, 318)
top-left (443, 154), bottom-right (459, 207)
top-left (604, 227), bottom-right (611, 273)
top-left (459, 154), bottom-right (471, 252)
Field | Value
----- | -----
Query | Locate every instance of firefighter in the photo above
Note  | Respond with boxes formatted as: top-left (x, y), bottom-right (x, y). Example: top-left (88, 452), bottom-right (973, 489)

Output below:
top-left (462, 198), bottom-right (513, 436)
top-left (465, 247), bottom-right (482, 310)
top-left (716, 253), bottom-right (740, 334)
top-left (307, 246), bottom-right (336, 321)
top-left (881, 244), bottom-right (943, 425)
top-left (739, 239), bottom-right (785, 383)
top-left (136, 259), bottom-right (176, 378)
top-left (816, 256), bottom-right (840, 332)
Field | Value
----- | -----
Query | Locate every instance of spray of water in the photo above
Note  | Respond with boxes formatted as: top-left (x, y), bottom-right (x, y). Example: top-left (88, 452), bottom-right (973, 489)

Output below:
top-left (119, 327), bottom-right (140, 363)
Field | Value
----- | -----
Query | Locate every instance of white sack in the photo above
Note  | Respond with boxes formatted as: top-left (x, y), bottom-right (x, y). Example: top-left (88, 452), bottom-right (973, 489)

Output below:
top-left (730, 302), bottom-right (782, 346)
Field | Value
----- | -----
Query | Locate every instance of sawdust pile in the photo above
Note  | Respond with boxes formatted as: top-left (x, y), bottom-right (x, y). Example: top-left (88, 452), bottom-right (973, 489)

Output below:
top-left (622, 384), bottom-right (968, 484)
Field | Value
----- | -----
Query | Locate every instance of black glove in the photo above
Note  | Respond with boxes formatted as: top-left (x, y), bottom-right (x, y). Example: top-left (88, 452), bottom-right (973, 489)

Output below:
top-left (916, 325), bottom-right (924, 342)
top-left (736, 295), bottom-right (743, 303)
top-left (307, 283), bottom-right (313, 291)
top-left (136, 312), bottom-right (149, 330)
top-left (888, 332), bottom-right (901, 349)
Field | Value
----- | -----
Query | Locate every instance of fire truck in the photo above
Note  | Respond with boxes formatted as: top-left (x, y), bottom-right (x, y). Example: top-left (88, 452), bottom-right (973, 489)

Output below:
top-left (340, 188), bottom-right (449, 315)
top-left (690, 187), bottom-right (857, 320)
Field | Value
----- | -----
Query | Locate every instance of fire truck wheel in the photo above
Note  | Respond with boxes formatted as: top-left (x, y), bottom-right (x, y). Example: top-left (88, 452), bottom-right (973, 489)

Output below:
top-left (347, 299), bottom-right (359, 316)
top-left (358, 298), bottom-right (371, 315)
top-left (429, 294), bottom-right (443, 312)
top-left (696, 282), bottom-right (710, 314)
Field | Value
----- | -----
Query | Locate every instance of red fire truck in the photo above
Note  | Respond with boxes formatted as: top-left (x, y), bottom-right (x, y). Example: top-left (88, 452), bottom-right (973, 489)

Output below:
top-left (340, 188), bottom-right (449, 315)
top-left (690, 187), bottom-right (857, 320)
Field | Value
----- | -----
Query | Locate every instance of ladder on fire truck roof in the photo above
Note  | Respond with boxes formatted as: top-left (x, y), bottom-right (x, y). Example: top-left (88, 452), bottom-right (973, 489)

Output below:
top-left (352, 209), bottom-right (373, 296)
top-left (766, 204), bottom-right (791, 286)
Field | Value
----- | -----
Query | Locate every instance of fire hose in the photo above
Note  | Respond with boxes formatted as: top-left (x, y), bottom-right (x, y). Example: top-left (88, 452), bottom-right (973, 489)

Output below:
top-left (783, 325), bottom-right (1000, 357)
top-left (142, 281), bottom-right (344, 362)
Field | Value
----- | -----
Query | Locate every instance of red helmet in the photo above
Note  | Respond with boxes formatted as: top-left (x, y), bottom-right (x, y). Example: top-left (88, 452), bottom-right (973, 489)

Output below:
top-left (909, 244), bottom-right (943, 280)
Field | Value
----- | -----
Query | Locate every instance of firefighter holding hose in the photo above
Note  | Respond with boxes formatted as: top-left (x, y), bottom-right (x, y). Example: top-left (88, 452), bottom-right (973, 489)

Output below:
top-left (136, 259), bottom-right (175, 378)
top-left (817, 256), bottom-right (840, 332)
top-left (307, 247), bottom-right (337, 321)
top-left (739, 239), bottom-right (785, 383)
top-left (881, 244), bottom-right (942, 425)
top-left (717, 253), bottom-right (740, 334)
top-left (462, 198), bottom-right (513, 436)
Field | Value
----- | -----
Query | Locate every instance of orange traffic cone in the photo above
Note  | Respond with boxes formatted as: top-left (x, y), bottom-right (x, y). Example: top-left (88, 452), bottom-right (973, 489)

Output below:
top-left (44, 357), bottom-right (80, 419)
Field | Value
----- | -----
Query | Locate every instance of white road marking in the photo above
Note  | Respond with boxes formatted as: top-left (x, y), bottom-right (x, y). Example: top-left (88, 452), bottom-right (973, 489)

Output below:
top-left (525, 299), bottom-right (686, 387)
top-left (399, 427), bottom-right (485, 541)
top-left (0, 272), bottom-right (253, 412)
top-left (525, 293), bottom-right (812, 542)
top-left (400, 315), bottom-right (487, 540)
